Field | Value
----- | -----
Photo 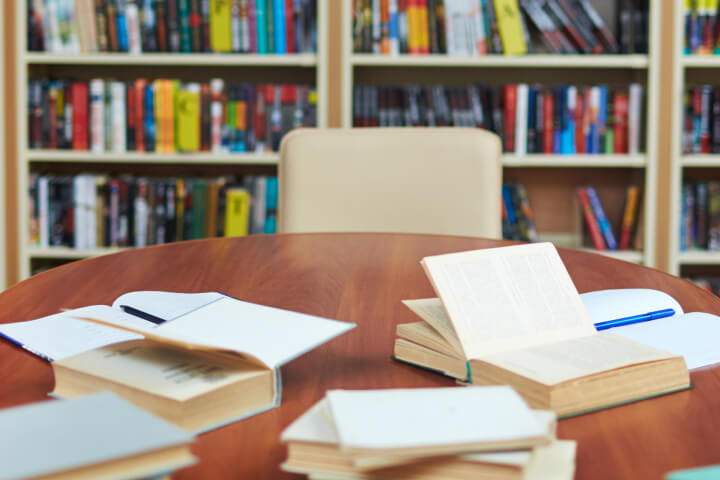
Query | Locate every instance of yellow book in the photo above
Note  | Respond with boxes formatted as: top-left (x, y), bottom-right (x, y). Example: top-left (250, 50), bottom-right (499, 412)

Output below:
top-left (493, 0), bottom-right (527, 56)
top-left (224, 188), bottom-right (251, 237)
top-left (166, 80), bottom-right (179, 153)
top-left (210, 0), bottom-right (233, 52)
top-left (417, 0), bottom-right (430, 54)
top-left (152, 79), bottom-right (164, 153)
top-left (177, 84), bottom-right (201, 152)
top-left (407, 0), bottom-right (420, 54)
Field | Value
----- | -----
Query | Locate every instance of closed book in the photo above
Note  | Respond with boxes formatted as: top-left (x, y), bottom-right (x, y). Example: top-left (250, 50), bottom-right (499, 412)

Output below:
top-left (177, 83), bottom-right (201, 152)
top-left (256, 0), bottom-right (269, 53)
top-left (178, 0), bottom-right (193, 52)
top-left (619, 185), bottom-right (640, 250)
top-left (0, 392), bottom-right (196, 479)
top-left (585, 185), bottom-right (618, 250)
top-left (71, 82), bottom-right (89, 150)
top-left (493, 0), bottom-right (527, 55)
top-left (224, 187), bottom-right (251, 236)
top-left (393, 244), bottom-right (689, 417)
top-left (577, 186), bottom-right (606, 250)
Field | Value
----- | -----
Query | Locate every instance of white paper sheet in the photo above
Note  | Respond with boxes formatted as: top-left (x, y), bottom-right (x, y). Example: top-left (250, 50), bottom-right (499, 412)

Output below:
top-left (326, 386), bottom-right (546, 451)
top-left (611, 312), bottom-right (720, 369)
top-left (580, 288), bottom-right (683, 324)
top-left (112, 291), bottom-right (224, 322)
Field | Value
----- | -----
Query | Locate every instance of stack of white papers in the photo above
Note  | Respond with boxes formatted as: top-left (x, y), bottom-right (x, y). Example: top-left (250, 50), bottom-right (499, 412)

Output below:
top-left (280, 386), bottom-right (576, 480)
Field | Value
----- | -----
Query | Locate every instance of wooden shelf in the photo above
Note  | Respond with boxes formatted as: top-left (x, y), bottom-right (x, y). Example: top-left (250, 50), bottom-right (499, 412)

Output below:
top-left (681, 55), bottom-right (720, 68)
top-left (502, 154), bottom-right (646, 168)
top-left (579, 249), bottom-right (645, 264)
top-left (677, 251), bottom-right (720, 265)
top-left (24, 52), bottom-right (318, 67)
top-left (26, 150), bottom-right (279, 165)
top-left (28, 247), bottom-right (131, 259)
top-left (350, 54), bottom-right (650, 68)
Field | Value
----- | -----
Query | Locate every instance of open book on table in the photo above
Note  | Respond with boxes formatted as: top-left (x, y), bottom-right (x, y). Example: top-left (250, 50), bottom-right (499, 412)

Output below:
top-left (393, 243), bottom-right (691, 417)
top-left (0, 291), bottom-right (355, 433)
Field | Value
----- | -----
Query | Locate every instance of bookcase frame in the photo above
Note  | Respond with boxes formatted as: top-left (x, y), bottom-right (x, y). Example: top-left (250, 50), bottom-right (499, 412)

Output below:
top-left (668, 0), bottom-right (720, 275)
top-left (14, 0), bottom-right (329, 281)
top-left (339, 0), bottom-right (661, 267)
top-left (0, 1), bottom-right (5, 291)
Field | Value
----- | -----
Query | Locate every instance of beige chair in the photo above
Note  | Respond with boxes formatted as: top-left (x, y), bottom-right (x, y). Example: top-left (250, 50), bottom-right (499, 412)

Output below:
top-left (278, 128), bottom-right (502, 238)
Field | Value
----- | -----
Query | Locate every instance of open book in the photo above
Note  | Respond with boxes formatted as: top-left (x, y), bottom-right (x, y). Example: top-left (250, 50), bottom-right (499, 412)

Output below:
top-left (393, 243), bottom-right (690, 417)
top-left (0, 291), bottom-right (354, 432)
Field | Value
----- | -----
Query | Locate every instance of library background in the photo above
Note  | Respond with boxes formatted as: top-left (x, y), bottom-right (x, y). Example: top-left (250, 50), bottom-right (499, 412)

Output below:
top-left (1, 0), bottom-right (718, 294)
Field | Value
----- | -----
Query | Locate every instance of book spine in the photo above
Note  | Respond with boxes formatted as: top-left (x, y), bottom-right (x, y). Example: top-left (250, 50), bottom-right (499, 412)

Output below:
top-left (577, 187), bottom-right (606, 250)
top-left (585, 185), bottom-right (618, 250)
top-left (619, 185), bottom-right (640, 250)
top-left (89, 79), bottom-right (105, 153)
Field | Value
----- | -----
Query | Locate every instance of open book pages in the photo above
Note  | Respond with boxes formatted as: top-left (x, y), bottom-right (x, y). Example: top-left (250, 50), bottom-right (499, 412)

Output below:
top-left (421, 243), bottom-right (596, 359)
top-left (325, 386), bottom-right (551, 467)
top-left (282, 397), bottom-right (563, 479)
top-left (472, 333), bottom-right (680, 386)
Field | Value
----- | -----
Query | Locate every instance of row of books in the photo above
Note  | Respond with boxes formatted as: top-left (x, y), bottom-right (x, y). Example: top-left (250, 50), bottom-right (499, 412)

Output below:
top-left (28, 174), bottom-right (278, 249)
top-left (578, 184), bottom-right (641, 251)
top-left (28, 79), bottom-right (316, 153)
top-left (684, 0), bottom-right (720, 55)
top-left (680, 181), bottom-right (720, 252)
top-left (502, 182), bottom-right (538, 242)
top-left (28, 0), bottom-right (318, 54)
top-left (353, 83), bottom-right (644, 154)
top-left (683, 85), bottom-right (720, 154)
top-left (352, 0), bottom-right (648, 56)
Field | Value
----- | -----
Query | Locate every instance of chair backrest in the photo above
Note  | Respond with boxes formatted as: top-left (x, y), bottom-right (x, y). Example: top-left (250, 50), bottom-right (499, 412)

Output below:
top-left (278, 128), bottom-right (503, 238)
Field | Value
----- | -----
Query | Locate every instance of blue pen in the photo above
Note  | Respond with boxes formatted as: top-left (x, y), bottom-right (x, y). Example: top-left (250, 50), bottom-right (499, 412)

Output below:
top-left (594, 308), bottom-right (676, 331)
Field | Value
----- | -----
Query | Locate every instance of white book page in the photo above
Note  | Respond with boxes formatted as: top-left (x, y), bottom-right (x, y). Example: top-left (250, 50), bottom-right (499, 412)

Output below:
top-left (580, 288), bottom-right (683, 325)
top-left (610, 312), bottom-right (720, 369)
top-left (112, 291), bottom-right (225, 321)
top-left (525, 441), bottom-right (576, 480)
top-left (402, 298), bottom-right (463, 354)
top-left (326, 386), bottom-right (545, 451)
top-left (476, 333), bottom-right (679, 385)
top-left (281, 399), bottom-right (338, 444)
top-left (422, 243), bottom-right (595, 359)
top-left (0, 307), bottom-right (143, 361)
top-left (156, 296), bottom-right (354, 369)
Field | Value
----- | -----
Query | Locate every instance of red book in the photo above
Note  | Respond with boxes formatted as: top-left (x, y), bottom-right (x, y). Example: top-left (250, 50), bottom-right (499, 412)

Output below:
top-left (135, 79), bottom-right (147, 152)
top-left (577, 187), bottom-right (606, 250)
top-left (127, 83), bottom-right (137, 151)
top-left (71, 82), bottom-right (89, 151)
top-left (285, 0), bottom-right (296, 53)
top-left (503, 85), bottom-right (517, 153)
top-left (613, 90), bottom-right (629, 154)
top-left (575, 88), bottom-right (585, 154)
top-left (543, 89), bottom-right (554, 154)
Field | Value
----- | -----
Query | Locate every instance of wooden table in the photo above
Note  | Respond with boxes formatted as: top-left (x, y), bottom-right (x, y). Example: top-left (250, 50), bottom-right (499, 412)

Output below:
top-left (1, 234), bottom-right (719, 479)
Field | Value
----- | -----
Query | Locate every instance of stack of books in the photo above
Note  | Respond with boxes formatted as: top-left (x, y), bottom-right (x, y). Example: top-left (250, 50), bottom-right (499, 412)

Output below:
top-left (28, 78), bottom-right (316, 153)
top-left (353, 83), bottom-right (644, 155)
top-left (352, 0), bottom-right (646, 56)
top-left (680, 181), bottom-right (720, 251)
top-left (393, 243), bottom-right (690, 416)
top-left (28, 174), bottom-right (278, 249)
top-left (682, 85), bottom-right (720, 154)
top-left (577, 184), bottom-right (641, 251)
top-left (684, 1), bottom-right (720, 55)
top-left (281, 386), bottom-right (576, 480)
top-left (28, 0), bottom-right (318, 54)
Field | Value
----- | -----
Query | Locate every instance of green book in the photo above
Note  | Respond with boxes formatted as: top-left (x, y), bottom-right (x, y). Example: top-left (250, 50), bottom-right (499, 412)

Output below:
top-left (256, 0), bottom-right (268, 54)
top-left (266, 0), bottom-right (274, 54)
top-left (178, 0), bottom-right (193, 52)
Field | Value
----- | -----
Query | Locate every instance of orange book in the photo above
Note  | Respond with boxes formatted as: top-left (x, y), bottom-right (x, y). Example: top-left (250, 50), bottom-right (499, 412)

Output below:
top-left (619, 186), bottom-right (640, 250)
top-left (134, 79), bottom-right (146, 152)
top-left (407, 0), bottom-right (420, 54)
top-left (381, 0), bottom-right (390, 54)
top-left (152, 79), bottom-right (164, 153)
top-left (164, 80), bottom-right (177, 153)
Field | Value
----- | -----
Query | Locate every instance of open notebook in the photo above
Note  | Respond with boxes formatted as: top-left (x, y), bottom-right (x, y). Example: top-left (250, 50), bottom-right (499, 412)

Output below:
top-left (0, 291), bottom-right (354, 432)
top-left (393, 243), bottom-right (690, 417)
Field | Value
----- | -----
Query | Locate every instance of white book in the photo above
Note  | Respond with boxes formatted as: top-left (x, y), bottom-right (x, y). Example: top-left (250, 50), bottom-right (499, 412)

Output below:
top-left (63, 0), bottom-right (81, 53)
top-left (464, 0), bottom-right (478, 55)
top-left (46, 0), bottom-right (63, 52)
top-left (372, 0), bottom-right (381, 53)
top-left (628, 83), bottom-right (643, 154)
top-left (445, 0), bottom-right (466, 56)
top-left (73, 175), bottom-right (86, 249)
top-left (134, 178), bottom-right (149, 247)
top-left (110, 81), bottom-right (127, 153)
top-left (85, 174), bottom-right (97, 248)
top-left (231, 0), bottom-right (241, 51)
top-left (38, 175), bottom-right (50, 248)
top-left (515, 83), bottom-right (528, 155)
top-left (126, 2), bottom-right (142, 54)
top-left (210, 79), bottom-right (226, 153)
top-left (89, 79), bottom-right (105, 153)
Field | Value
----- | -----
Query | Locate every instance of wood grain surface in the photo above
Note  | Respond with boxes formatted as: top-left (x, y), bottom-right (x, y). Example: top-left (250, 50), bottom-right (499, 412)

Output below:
top-left (1, 234), bottom-right (718, 480)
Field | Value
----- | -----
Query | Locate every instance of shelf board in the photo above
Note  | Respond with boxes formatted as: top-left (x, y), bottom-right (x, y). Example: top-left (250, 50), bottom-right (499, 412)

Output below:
top-left (26, 150), bottom-right (279, 165)
top-left (28, 247), bottom-right (130, 259)
top-left (677, 251), bottom-right (720, 265)
top-left (681, 155), bottom-right (720, 167)
top-left (682, 55), bottom-right (720, 68)
top-left (502, 154), bottom-right (646, 167)
top-left (24, 52), bottom-right (318, 67)
top-left (580, 249), bottom-right (645, 263)
top-left (351, 54), bottom-right (649, 68)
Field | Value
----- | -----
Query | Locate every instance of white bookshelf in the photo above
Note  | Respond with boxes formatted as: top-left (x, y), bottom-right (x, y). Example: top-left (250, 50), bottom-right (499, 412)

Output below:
top-left (0, 1), bottom-right (5, 290)
top-left (15, 0), bottom-right (329, 280)
top-left (340, 0), bottom-right (660, 267)
top-left (668, 4), bottom-right (720, 275)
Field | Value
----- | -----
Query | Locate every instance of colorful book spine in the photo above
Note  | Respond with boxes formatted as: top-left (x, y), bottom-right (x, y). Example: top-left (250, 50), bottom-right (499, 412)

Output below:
top-left (584, 185), bottom-right (618, 250)
top-left (577, 186), bottom-right (606, 250)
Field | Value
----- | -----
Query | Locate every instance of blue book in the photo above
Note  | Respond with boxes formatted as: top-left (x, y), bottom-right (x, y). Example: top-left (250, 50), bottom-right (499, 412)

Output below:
top-left (553, 87), bottom-right (563, 153)
top-left (526, 87), bottom-right (537, 152)
top-left (264, 176), bottom-right (278, 233)
top-left (256, 0), bottom-right (268, 54)
top-left (273, 0), bottom-right (286, 54)
top-left (585, 185), bottom-right (618, 250)
top-left (668, 466), bottom-right (720, 480)
top-left (597, 86), bottom-right (608, 153)
top-left (116, 0), bottom-right (129, 52)
top-left (0, 392), bottom-right (195, 479)
top-left (562, 87), bottom-right (576, 154)
top-left (144, 85), bottom-right (155, 151)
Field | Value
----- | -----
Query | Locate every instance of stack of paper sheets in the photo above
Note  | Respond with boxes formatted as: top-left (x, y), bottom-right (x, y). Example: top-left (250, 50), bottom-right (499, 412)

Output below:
top-left (280, 386), bottom-right (576, 480)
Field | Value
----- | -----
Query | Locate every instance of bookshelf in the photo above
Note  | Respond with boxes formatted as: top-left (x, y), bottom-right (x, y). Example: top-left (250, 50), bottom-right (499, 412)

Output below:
top-left (0, 1), bottom-right (5, 291)
top-left (669, 2), bottom-right (720, 276)
top-left (15, 0), bottom-right (329, 280)
top-left (340, 0), bottom-right (660, 267)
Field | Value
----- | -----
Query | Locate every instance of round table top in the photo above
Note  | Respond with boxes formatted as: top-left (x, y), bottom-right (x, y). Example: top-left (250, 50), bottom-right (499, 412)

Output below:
top-left (1, 233), bottom-right (719, 480)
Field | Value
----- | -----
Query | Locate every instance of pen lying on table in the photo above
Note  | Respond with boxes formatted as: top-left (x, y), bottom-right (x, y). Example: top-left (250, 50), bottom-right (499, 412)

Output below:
top-left (594, 308), bottom-right (676, 331)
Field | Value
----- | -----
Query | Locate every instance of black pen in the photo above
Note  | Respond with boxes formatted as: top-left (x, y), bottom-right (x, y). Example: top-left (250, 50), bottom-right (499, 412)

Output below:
top-left (119, 305), bottom-right (166, 325)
